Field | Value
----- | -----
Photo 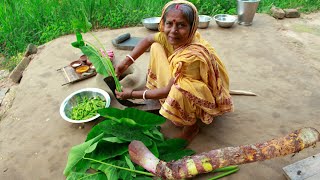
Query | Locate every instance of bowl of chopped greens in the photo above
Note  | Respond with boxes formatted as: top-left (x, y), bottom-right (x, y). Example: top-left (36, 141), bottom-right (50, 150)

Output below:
top-left (60, 88), bottom-right (111, 123)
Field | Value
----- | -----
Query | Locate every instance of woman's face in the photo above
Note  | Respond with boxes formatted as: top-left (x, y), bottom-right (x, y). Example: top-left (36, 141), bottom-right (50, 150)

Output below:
top-left (164, 9), bottom-right (191, 49)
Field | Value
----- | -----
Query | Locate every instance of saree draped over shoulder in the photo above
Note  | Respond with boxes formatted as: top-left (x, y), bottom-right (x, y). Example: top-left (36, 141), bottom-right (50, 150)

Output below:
top-left (146, 32), bottom-right (233, 126)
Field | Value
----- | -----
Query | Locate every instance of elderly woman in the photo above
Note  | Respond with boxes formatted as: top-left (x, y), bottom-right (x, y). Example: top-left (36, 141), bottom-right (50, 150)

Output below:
top-left (115, 0), bottom-right (233, 142)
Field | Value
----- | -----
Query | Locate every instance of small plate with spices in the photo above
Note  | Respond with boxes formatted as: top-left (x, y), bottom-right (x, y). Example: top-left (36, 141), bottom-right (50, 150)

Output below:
top-left (75, 65), bottom-right (90, 74)
top-left (70, 60), bottom-right (83, 68)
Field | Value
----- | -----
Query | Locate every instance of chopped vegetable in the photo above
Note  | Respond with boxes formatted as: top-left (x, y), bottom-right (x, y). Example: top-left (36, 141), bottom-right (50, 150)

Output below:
top-left (71, 96), bottom-right (106, 120)
top-left (129, 127), bottom-right (320, 179)
top-left (209, 167), bottom-right (239, 180)
top-left (212, 165), bottom-right (238, 173)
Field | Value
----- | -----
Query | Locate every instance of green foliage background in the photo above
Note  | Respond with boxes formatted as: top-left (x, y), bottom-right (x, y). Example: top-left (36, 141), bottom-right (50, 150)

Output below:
top-left (0, 0), bottom-right (319, 70)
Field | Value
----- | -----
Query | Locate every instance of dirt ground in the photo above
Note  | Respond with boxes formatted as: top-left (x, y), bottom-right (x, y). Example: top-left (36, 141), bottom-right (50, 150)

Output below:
top-left (0, 13), bottom-right (320, 180)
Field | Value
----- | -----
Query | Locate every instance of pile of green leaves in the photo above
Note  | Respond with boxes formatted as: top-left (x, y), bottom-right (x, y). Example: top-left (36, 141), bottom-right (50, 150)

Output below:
top-left (71, 96), bottom-right (106, 120)
top-left (64, 108), bottom-right (195, 180)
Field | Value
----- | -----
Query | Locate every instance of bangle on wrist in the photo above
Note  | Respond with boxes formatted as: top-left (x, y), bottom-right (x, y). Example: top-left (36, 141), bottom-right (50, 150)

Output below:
top-left (126, 54), bottom-right (135, 63)
top-left (130, 90), bottom-right (134, 100)
top-left (142, 90), bottom-right (148, 100)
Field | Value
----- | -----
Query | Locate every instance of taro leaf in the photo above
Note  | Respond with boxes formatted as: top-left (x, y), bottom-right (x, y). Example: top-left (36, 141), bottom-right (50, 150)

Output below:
top-left (143, 127), bottom-right (164, 141)
top-left (119, 169), bottom-right (134, 180)
top-left (86, 120), bottom-right (113, 141)
top-left (80, 45), bottom-right (110, 77)
top-left (157, 138), bottom-right (189, 155)
top-left (85, 142), bottom-right (99, 154)
top-left (103, 115), bottom-right (138, 127)
top-left (98, 108), bottom-right (166, 127)
top-left (113, 118), bottom-right (137, 127)
top-left (159, 149), bottom-right (195, 162)
top-left (102, 137), bottom-right (126, 143)
top-left (100, 118), bottom-right (153, 146)
top-left (71, 11), bottom-right (92, 33)
top-left (93, 163), bottom-right (118, 180)
top-left (71, 31), bottom-right (115, 79)
top-left (87, 114), bottom-right (153, 145)
top-left (87, 140), bottom-right (128, 161)
top-left (71, 41), bottom-right (80, 48)
top-left (71, 32), bottom-right (85, 48)
top-left (106, 166), bottom-right (119, 180)
top-left (147, 140), bottom-right (159, 158)
top-left (76, 32), bottom-right (85, 46)
top-left (70, 159), bottom-right (91, 174)
top-left (151, 127), bottom-right (164, 141)
top-left (136, 165), bottom-right (146, 172)
top-left (64, 133), bottom-right (104, 176)
top-left (115, 161), bottom-right (135, 180)
top-left (91, 160), bottom-right (133, 180)
top-left (75, 31), bottom-right (83, 42)
top-left (124, 155), bottom-right (136, 177)
top-left (66, 172), bottom-right (107, 180)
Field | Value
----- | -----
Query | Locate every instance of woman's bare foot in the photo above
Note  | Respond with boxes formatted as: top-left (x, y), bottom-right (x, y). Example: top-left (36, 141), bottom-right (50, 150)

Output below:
top-left (177, 124), bottom-right (200, 143)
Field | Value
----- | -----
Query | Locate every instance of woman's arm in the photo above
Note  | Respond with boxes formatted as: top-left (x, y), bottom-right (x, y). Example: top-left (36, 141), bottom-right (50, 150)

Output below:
top-left (115, 34), bottom-right (156, 76)
top-left (115, 79), bottom-right (174, 100)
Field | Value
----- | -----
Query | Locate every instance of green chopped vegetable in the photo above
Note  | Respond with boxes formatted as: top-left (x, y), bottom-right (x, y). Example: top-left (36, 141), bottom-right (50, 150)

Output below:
top-left (208, 167), bottom-right (239, 180)
top-left (213, 165), bottom-right (238, 173)
top-left (71, 96), bottom-right (106, 120)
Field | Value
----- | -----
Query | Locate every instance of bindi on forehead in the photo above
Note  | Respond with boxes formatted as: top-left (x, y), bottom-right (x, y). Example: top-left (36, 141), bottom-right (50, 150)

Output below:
top-left (165, 9), bottom-right (188, 23)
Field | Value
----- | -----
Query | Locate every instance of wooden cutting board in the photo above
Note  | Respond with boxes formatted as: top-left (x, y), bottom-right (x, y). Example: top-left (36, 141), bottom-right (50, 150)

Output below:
top-left (58, 65), bottom-right (97, 86)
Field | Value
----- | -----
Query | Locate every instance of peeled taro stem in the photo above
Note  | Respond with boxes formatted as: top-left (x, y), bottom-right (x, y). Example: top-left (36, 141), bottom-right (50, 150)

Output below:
top-left (107, 49), bottom-right (114, 60)
top-left (99, 49), bottom-right (114, 61)
top-left (99, 48), bottom-right (107, 57)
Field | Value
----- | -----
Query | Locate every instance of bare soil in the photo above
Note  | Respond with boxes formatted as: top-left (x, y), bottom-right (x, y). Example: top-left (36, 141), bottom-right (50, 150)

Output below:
top-left (0, 13), bottom-right (320, 180)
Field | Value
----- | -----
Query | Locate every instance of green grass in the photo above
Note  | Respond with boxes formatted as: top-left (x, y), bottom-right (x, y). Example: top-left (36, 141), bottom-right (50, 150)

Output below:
top-left (0, 0), bottom-right (319, 71)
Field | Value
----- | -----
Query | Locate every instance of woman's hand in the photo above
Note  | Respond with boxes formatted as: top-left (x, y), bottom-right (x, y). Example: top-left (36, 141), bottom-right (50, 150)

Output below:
top-left (115, 60), bottom-right (130, 78)
top-left (115, 34), bottom-right (155, 77)
top-left (115, 88), bottom-right (133, 100)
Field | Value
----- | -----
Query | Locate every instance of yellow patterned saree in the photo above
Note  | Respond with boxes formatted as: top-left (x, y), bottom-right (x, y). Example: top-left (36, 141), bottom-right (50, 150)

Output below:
top-left (146, 32), bottom-right (233, 126)
top-left (146, 0), bottom-right (233, 126)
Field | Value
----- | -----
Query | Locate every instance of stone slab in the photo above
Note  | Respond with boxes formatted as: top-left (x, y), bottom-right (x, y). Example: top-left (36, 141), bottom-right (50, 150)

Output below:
top-left (112, 37), bottom-right (150, 51)
top-left (283, 153), bottom-right (320, 180)
top-left (9, 56), bottom-right (31, 83)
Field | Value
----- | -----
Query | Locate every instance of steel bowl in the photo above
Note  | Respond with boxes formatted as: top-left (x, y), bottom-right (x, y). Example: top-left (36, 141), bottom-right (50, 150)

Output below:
top-left (214, 14), bottom-right (237, 28)
top-left (142, 17), bottom-right (161, 31)
top-left (60, 88), bottom-right (111, 123)
top-left (198, 15), bottom-right (212, 29)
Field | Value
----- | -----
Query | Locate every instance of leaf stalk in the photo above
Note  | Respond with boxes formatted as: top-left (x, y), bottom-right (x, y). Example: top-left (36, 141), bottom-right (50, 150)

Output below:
top-left (83, 157), bottom-right (155, 177)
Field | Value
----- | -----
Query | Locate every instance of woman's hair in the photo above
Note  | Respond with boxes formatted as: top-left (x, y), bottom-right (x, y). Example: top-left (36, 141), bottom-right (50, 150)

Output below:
top-left (163, 3), bottom-right (195, 28)
top-left (159, 1), bottom-right (199, 45)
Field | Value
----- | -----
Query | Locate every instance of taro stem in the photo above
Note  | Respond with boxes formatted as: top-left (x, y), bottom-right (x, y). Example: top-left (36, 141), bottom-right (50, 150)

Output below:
top-left (84, 41), bottom-right (121, 92)
top-left (87, 32), bottom-right (122, 92)
top-left (129, 127), bottom-right (320, 179)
